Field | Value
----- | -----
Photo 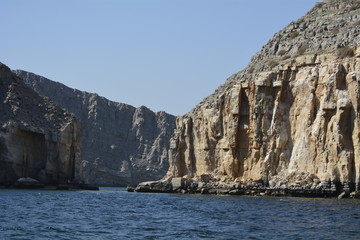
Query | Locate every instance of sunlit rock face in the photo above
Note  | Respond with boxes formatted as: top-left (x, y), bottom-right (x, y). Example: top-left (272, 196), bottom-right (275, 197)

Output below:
top-left (167, 0), bottom-right (360, 191)
top-left (0, 63), bottom-right (81, 185)
top-left (15, 70), bottom-right (176, 186)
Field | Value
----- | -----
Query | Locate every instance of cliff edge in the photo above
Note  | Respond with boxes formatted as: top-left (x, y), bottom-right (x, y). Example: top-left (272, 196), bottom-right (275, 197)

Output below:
top-left (137, 0), bottom-right (360, 197)
top-left (0, 63), bottom-right (81, 186)
top-left (14, 71), bottom-right (176, 186)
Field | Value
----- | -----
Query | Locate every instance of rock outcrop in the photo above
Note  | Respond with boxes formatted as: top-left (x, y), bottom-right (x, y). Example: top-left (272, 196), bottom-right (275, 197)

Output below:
top-left (14, 70), bottom-right (176, 186)
top-left (163, 0), bottom-right (360, 195)
top-left (0, 63), bottom-right (82, 186)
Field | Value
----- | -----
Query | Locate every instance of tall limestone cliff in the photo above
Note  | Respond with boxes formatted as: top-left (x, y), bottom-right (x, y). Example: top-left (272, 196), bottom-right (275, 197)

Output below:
top-left (0, 63), bottom-right (81, 185)
top-left (167, 0), bottom-right (360, 192)
top-left (14, 70), bottom-right (176, 186)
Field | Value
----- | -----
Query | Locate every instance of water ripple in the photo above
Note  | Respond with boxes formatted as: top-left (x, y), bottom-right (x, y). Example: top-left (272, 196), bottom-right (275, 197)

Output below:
top-left (1, 189), bottom-right (360, 239)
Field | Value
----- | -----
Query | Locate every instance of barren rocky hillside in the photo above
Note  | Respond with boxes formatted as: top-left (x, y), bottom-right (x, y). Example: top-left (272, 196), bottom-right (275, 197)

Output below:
top-left (165, 0), bottom-right (360, 194)
top-left (15, 70), bottom-right (176, 186)
top-left (0, 63), bottom-right (81, 185)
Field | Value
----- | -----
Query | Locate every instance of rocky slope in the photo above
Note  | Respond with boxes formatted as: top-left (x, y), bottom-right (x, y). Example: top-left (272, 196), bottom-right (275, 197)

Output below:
top-left (0, 63), bottom-right (81, 185)
top-left (14, 70), bottom-right (176, 186)
top-left (142, 0), bottom-right (360, 195)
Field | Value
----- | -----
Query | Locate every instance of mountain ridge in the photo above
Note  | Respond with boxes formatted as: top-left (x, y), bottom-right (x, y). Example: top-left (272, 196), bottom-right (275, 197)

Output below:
top-left (14, 70), bottom-right (176, 186)
top-left (135, 0), bottom-right (360, 197)
top-left (0, 62), bottom-right (82, 186)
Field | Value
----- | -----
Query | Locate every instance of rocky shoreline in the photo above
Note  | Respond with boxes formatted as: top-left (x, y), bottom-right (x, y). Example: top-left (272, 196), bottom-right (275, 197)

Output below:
top-left (131, 177), bottom-right (360, 199)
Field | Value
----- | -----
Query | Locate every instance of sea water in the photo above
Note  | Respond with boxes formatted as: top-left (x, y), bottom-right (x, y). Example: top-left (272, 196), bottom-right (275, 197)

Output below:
top-left (0, 188), bottom-right (359, 240)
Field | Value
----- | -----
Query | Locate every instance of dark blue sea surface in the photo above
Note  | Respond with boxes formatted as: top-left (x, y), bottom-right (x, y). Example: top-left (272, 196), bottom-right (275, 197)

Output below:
top-left (0, 188), bottom-right (360, 240)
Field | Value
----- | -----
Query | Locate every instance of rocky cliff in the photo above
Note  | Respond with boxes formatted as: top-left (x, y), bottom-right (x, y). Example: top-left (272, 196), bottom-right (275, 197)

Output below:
top-left (0, 63), bottom-right (81, 185)
top-left (14, 70), bottom-right (176, 186)
top-left (166, 0), bottom-right (360, 193)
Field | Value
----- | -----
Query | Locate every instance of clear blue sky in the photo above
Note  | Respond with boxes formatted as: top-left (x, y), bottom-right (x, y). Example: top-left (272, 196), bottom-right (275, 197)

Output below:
top-left (1, 0), bottom-right (318, 116)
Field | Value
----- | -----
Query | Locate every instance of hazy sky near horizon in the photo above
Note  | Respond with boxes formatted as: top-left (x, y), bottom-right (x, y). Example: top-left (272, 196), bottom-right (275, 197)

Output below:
top-left (1, 0), bottom-right (318, 116)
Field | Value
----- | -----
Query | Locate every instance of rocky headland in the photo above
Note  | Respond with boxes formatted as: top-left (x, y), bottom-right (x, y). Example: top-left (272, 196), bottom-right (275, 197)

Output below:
top-left (14, 70), bottom-right (176, 186)
top-left (0, 62), bottom-right (84, 188)
top-left (135, 0), bottom-right (360, 198)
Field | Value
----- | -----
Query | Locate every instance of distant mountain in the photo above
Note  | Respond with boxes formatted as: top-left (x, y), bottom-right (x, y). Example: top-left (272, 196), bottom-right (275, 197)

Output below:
top-left (14, 70), bottom-right (176, 186)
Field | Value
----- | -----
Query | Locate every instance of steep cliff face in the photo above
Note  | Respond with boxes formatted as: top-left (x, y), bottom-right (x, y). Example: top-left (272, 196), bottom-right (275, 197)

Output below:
top-left (14, 71), bottom-right (176, 186)
top-left (167, 0), bottom-right (360, 192)
top-left (0, 63), bottom-right (81, 185)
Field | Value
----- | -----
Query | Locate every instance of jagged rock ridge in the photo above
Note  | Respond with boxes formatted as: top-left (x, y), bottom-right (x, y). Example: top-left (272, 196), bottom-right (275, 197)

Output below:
top-left (0, 63), bottom-right (81, 185)
top-left (166, 0), bottom-right (360, 193)
top-left (14, 70), bottom-right (176, 186)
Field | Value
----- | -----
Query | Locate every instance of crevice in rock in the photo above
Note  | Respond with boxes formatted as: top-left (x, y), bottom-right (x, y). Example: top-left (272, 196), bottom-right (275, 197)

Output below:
top-left (234, 87), bottom-right (250, 177)
top-left (187, 117), bottom-right (196, 177)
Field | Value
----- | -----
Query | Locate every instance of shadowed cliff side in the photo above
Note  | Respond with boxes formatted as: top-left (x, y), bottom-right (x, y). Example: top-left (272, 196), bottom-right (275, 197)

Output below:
top-left (0, 63), bottom-right (81, 186)
top-left (14, 70), bottom-right (176, 186)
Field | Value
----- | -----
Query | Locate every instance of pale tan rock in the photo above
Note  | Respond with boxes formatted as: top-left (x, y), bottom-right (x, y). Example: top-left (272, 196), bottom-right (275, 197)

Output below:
top-left (168, 58), bottom-right (360, 189)
top-left (166, 0), bottom-right (360, 191)
top-left (295, 54), bottom-right (317, 66)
